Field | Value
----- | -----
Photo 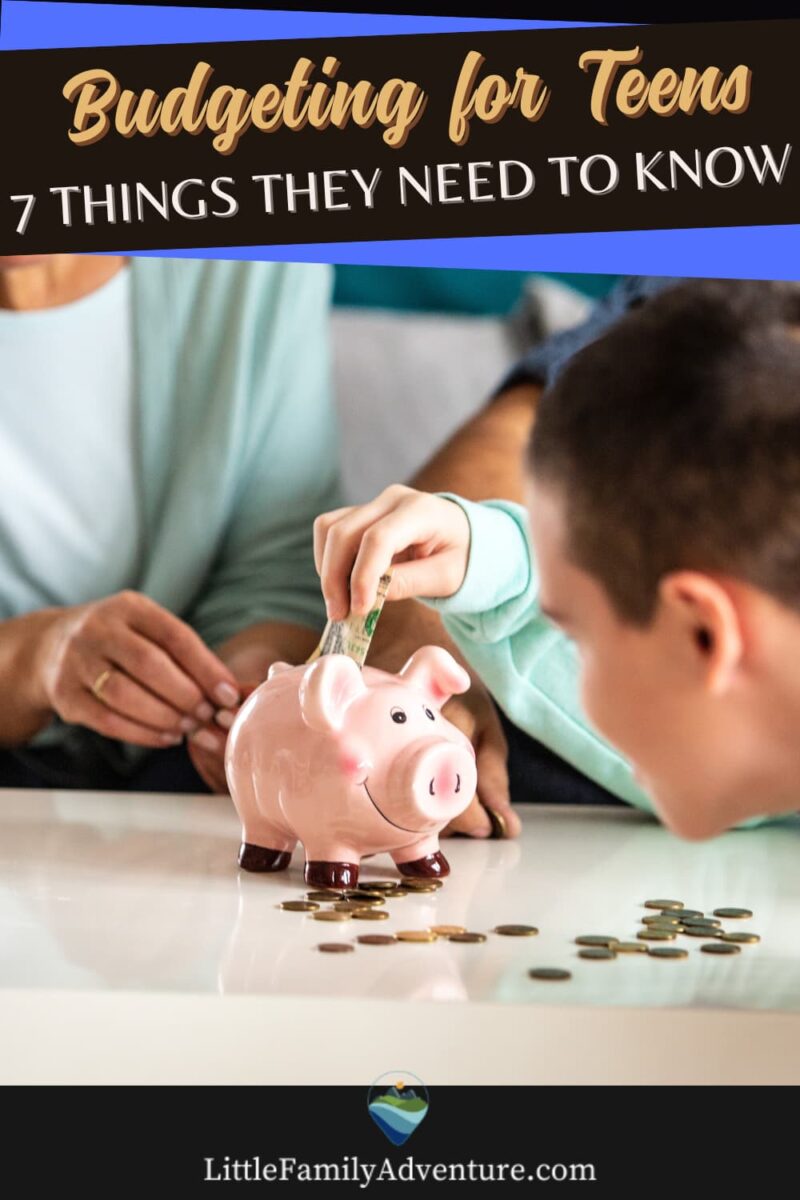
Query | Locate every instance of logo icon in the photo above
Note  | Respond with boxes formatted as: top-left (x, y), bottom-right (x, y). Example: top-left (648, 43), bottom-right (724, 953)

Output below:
top-left (367, 1072), bottom-right (429, 1145)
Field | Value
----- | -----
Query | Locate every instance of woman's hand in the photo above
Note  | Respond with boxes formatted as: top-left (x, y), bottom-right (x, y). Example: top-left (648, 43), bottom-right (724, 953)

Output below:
top-left (187, 682), bottom-right (261, 794)
top-left (314, 486), bottom-right (471, 620)
top-left (34, 591), bottom-right (241, 749)
top-left (186, 622), bottom-right (321, 794)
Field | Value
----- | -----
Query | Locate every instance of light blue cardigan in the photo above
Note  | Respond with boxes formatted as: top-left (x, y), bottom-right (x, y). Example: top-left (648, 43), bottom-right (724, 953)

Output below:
top-left (14, 258), bottom-right (339, 759)
top-left (128, 257), bottom-right (338, 648)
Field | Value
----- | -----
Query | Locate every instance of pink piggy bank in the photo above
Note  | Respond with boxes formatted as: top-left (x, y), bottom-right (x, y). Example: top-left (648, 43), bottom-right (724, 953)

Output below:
top-left (224, 646), bottom-right (477, 889)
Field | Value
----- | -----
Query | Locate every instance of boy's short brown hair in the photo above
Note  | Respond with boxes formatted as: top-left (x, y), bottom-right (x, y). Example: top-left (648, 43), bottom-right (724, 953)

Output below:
top-left (529, 279), bottom-right (800, 624)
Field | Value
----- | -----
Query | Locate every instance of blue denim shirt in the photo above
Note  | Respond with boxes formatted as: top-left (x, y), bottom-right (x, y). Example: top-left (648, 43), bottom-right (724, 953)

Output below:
top-left (501, 275), bottom-right (682, 394)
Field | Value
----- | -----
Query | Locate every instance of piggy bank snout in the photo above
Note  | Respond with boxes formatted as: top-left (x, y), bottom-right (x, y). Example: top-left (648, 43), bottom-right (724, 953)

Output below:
top-left (390, 740), bottom-right (476, 827)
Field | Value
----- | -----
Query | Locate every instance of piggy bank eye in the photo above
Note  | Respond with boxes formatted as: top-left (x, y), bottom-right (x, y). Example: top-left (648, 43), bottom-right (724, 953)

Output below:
top-left (423, 706), bottom-right (435, 721)
top-left (390, 707), bottom-right (407, 724)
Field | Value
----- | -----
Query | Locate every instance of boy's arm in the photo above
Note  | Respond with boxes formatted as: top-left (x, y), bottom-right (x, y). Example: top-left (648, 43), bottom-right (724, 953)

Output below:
top-left (424, 497), bottom-right (541, 641)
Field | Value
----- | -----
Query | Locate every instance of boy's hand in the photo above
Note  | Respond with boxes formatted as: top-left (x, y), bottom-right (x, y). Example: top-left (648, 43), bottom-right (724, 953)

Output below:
top-left (314, 486), bottom-right (471, 620)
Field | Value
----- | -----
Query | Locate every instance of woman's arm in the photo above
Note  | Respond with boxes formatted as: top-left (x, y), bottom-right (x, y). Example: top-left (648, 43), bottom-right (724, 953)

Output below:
top-left (0, 610), bottom-right (62, 744)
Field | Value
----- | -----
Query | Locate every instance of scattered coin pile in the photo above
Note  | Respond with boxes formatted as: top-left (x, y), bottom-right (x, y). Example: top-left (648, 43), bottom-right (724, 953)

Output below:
top-left (277, 885), bottom-right (758, 982)
top-left (278, 876), bottom-right (510, 950)
top-left (560, 899), bottom-right (759, 977)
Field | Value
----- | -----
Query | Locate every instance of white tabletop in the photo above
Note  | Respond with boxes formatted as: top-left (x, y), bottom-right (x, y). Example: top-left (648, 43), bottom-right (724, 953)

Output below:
top-left (1, 787), bottom-right (798, 1084)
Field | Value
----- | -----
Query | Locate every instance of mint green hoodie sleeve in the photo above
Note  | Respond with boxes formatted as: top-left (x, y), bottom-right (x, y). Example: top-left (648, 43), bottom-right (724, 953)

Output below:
top-left (425, 494), bottom-right (656, 814)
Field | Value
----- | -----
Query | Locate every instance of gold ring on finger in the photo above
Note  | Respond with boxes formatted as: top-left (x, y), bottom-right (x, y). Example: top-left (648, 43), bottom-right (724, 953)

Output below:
top-left (91, 668), bottom-right (114, 703)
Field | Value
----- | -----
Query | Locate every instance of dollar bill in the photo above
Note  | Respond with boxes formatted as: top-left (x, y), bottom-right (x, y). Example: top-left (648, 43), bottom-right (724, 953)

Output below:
top-left (307, 570), bottom-right (393, 668)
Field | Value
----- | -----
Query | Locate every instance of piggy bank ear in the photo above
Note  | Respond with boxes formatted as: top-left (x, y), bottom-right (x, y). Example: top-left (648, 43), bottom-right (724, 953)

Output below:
top-left (267, 662), bottom-right (293, 681)
top-left (299, 655), bottom-right (367, 733)
top-left (398, 645), bottom-right (471, 709)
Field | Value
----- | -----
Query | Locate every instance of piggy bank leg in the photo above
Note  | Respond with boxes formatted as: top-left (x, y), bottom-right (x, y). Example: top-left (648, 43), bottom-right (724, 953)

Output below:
top-left (303, 852), bottom-right (360, 890)
top-left (230, 771), bottom-right (296, 872)
top-left (239, 842), bottom-right (295, 873)
top-left (393, 838), bottom-right (450, 880)
top-left (238, 819), bottom-right (296, 874)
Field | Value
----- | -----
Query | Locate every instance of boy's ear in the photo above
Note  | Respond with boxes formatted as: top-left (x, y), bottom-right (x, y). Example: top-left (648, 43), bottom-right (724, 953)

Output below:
top-left (659, 571), bottom-right (743, 694)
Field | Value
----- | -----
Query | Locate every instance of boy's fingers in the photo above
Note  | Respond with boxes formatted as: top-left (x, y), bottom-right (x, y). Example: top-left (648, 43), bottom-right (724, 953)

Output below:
top-left (386, 552), bottom-right (467, 605)
top-left (318, 488), bottom-right (418, 617)
top-left (313, 506), bottom-right (354, 576)
top-left (319, 530), bottom-right (359, 621)
top-left (349, 507), bottom-right (441, 614)
top-left (319, 505), bottom-right (393, 619)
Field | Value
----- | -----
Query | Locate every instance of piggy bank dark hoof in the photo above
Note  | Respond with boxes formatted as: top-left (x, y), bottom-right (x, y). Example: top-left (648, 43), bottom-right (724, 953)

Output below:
top-left (398, 851), bottom-right (450, 879)
top-left (305, 860), bottom-right (360, 889)
top-left (239, 842), bottom-right (292, 873)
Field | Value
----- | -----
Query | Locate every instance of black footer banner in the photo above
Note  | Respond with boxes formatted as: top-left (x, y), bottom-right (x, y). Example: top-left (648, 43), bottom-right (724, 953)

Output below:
top-left (6, 1084), bottom-right (793, 1190)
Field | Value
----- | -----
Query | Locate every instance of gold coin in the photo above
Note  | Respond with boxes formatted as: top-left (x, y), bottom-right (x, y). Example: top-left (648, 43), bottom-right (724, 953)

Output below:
top-left (341, 891), bottom-right (385, 905)
top-left (351, 908), bottom-right (390, 921)
top-left (430, 925), bottom-right (466, 936)
top-left (333, 899), bottom-right (383, 912)
top-left (396, 930), bottom-right (437, 942)
top-left (495, 924), bottom-right (539, 937)
top-left (637, 929), bottom-right (676, 941)
top-left (713, 907), bottom-right (753, 920)
top-left (642, 914), bottom-right (682, 926)
top-left (357, 934), bottom-right (397, 945)
top-left (681, 926), bottom-right (722, 938)
top-left (317, 942), bottom-right (355, 953)
top-left (483, 804), bottom-right (509, 840)
top-left (701, 941), bottom-right (741, 955)
top-left (280, 900), bottom-right (319, 912)
top-left (721, 931), bottom-right (760, 944)
top-left (648, 946), bottom-right (688, 959)
top-left (681, 916), bottom-right (721, 928)
top-left (578, 947), bottom-right (616, 960)
top-left (529, 967), bottom-right (571, 981)
top-left (448, 932), bottom-right (487, 943)
top-left (306, 890), bottom-right (344, 902)
top-left (644, 899), bottom-right (684, 910)
top-left (359, 881), bottom-right (402, 891)
top-left (670, 909), bottom-right (703, 920)
top-left (400, 878), bottom-right (443, 891)
top-left (312, 909), bottom-right (352, 922)
top-left (615, 942), bottom-right (650, 953)
top-left (575, 935), bottom-right (619, 947)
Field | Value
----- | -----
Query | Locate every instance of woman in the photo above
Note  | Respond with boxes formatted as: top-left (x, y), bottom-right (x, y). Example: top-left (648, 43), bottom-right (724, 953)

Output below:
top-left (0, 253), bottom-right (338, 792)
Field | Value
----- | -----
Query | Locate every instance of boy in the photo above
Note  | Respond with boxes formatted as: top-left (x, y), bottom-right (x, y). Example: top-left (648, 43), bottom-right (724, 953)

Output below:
top-left (314, 279), bottom-right (800, 838)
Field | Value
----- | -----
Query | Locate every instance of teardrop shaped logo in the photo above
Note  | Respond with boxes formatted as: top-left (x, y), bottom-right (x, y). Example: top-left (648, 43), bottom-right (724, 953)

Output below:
top-left (367, 1072), bottom-right (429, 1145)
